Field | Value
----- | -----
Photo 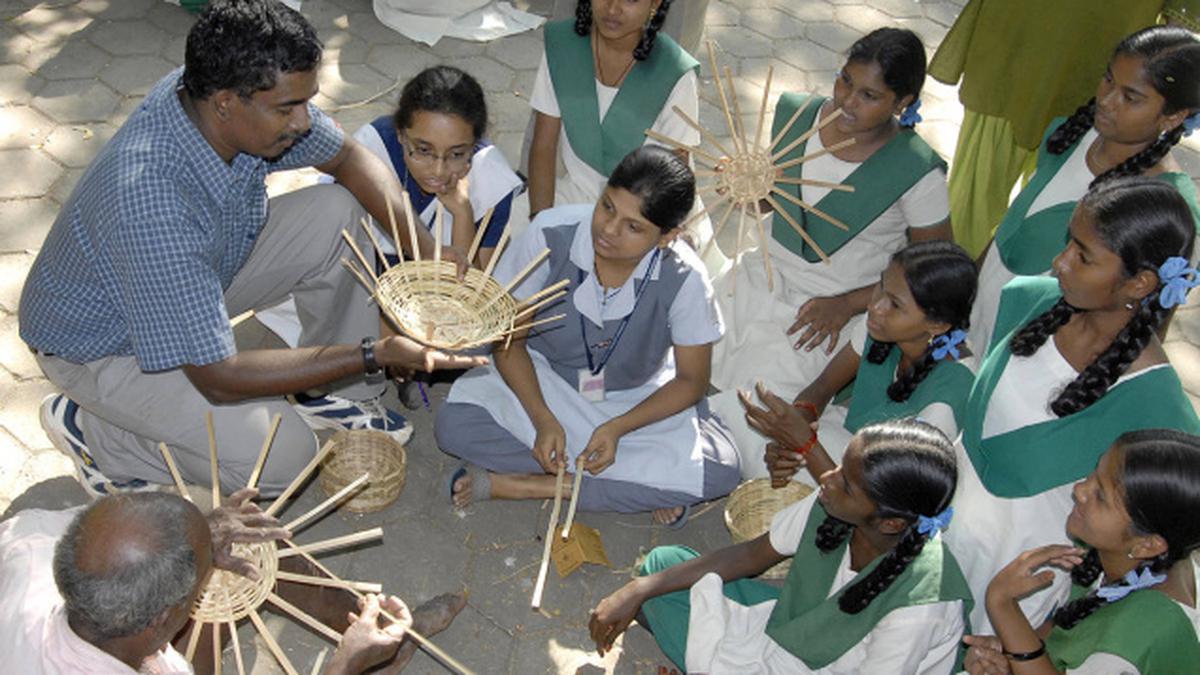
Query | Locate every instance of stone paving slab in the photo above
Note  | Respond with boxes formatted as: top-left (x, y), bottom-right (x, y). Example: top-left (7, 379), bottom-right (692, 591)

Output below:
top-left (3, 1), bottom-right (1200, 673)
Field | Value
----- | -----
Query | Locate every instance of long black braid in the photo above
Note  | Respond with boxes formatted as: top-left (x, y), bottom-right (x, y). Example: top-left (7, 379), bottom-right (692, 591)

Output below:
top-left (573, 0), bottom-right (591, 36)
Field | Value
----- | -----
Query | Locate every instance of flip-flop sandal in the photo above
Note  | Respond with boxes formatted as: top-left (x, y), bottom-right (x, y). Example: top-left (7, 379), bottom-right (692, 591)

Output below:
top-left (447, 463), bottom-right (492, 506)
top-left (661, 503), bottom-right (692, 530)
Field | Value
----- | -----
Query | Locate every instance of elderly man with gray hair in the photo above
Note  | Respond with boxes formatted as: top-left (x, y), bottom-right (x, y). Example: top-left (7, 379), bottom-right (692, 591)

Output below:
top-left (0, 490), bottom-right (463, 674)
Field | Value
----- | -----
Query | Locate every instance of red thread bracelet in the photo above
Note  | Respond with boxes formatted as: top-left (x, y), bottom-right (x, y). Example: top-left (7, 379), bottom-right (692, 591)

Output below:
top-left (793, 400), bottom-right (819, 418)
top-left (794, 431), bottom-right (818, 456)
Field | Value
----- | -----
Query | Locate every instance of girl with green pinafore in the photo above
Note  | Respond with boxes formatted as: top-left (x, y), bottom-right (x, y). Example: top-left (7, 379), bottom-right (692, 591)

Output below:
top-left (970, 26), bottom-right (1200, 352)
top-left (588, 418), bottom-right (972, 674)
top-left (708, 28), bottom-right (953, 472)
top-left (944, 177), bottom-right (1200, 636)
top-left (738, 241), bottom-right (977, 488)
top-left (962, 429), bottom-right (1200, 674)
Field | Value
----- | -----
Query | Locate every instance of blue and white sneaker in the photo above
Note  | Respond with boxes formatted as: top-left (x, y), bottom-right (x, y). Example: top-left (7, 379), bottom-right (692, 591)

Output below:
top-left (289, 392), bottom-right (414, 445)
top-left (39, 394), bottom-right (152, 499)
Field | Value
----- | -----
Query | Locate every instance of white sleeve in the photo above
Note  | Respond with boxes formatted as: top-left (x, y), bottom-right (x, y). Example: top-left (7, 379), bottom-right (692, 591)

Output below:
top-left (647, 68), bottom-right (700, 147)
top-left (530, 53), bottom-right (560, 118)
top-left (916, 402), bottom-right (959, 442)
top-left (1066, 652), bottom-right (1140, 674)
top-left (492, 212), bottom-right (552, 302)
top-left (899, 167), bottom-right (950, 229)
top-left (767, 492), bottom-right (818, 557)
top-left (835, 601), bottom-right (964, 675)
top-left (848, 314), bottom-right (869, 356)
top-left (667, 263), bottom-right (723, 346)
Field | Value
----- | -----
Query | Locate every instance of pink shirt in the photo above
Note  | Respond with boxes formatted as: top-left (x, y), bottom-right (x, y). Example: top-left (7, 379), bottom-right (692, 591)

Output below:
top-left (0, 508), bottom-right (192, 675)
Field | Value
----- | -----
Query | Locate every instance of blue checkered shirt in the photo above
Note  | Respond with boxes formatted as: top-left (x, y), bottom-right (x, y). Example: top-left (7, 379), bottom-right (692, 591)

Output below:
top-left (20, 68), bottom-right (343, 371)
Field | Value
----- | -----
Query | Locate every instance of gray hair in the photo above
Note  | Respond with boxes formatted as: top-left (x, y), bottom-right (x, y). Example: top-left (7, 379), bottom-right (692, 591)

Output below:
top-left (53, 493), bottom-right (201, 640)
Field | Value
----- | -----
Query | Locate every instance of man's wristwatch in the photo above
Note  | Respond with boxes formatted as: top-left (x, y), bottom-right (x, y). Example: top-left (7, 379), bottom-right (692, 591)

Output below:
top-left (361, 337), bottom-right (385, 385)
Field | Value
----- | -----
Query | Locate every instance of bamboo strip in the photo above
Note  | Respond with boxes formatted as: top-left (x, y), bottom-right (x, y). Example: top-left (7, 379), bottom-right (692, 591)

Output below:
top-left (731, 202), bottom-right (748, 296)
top-left (276, 527), bottom-right (384, 558)
top-left (228, 621), bottom-right (246, 675)
top-left (772, 107), bottom-right (844, 161)
top-left (245, 414), bottom-right (281, 491)
top-left (515, 289), bottom-right (568, 321)
top-left (670, 104), bottom-right (733, 158)
top-left (516, 278), bottom-right (571, 310)
top-left (770, 185), bottom-right (852, 231)
top-left (495, 313), bottom-right (567, 340)
top-left (752, 65), bottom-right (773, 152)
top-left (775, 137), bottom-right (856, 172)
top-left (386, 194), bottom-right (403, 263)
top-left (341, 258), bottom-right (374, 293)
top-left (359, 217), bottom-right (391, 271)
top-left (185, 621), bottom-right (202, 662)
top-left (774, 176), bottom-right (855, 192)
top-left (702, 197), bottom-right (738, 258)
top-left (560, 462), bottom-right (584, 540)
top-left (643, 129), bottom-right (723, 165)
top-left (466, 206), bottom-right (494, 265)
top-left (499, 248), bottom-right (550, 298)
top-left (768, 93), bottom-right (814, 151)
top-left (476, 224), bottom-right (512, 292)
top-left (274, 570), bottom-right (383, 594)
top-left (158, 442), bottom-right (192, 503)
top-left (267, 592), bottom-right (342, 642)
top-left (401, 191), bottom-right (421, 263)
top-left (676, 203), bottom-right (712, 233)
top-left (213, 622), bottom-right (222, 675)
top-left (229, 309), bottom-right (256, 327)
top-left (751, 202), bottom-right (775, 292)
top-left (723, 65), bottom-right (748, 152)
top-left (531, 464), bottom-right (566, 609)
top-left (248, 609), bottom-right (301, 675)
top-left (264, 438), bottom-right (338, 517)
top-left (706, 41), bottom-right (742, 153)
top-left (206, 412), bottom-right (220, 505)
top-left (765, 194), bottom-right (830, 263)
top-left (278, 540), bottom-right (475, 675)
top-left (310, 649), bottom-right (328, 675)
top-left (283, 473), bottom-right (371, 533)
top-left (433, 203), bottom-right (444, 272)
top-left (340, 231), bottom-right (379, 283)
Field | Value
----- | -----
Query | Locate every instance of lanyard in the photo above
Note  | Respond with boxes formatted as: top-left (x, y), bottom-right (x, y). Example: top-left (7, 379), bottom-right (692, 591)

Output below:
top-left (579, 249), bottom-right (661, 376)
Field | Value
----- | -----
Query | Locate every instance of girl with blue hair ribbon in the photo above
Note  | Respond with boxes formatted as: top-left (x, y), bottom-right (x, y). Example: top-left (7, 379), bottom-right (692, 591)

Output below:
top-left (738, 240), bottom-right (978, 488)
top-left (969, 25), bottom-right (1200, 353)
top-left (944, 176), bottom-right (1200, 635)
top-left (589, 418), bottom-right (973, 674)
top-left (963, 429), bottom-right (1200, 674)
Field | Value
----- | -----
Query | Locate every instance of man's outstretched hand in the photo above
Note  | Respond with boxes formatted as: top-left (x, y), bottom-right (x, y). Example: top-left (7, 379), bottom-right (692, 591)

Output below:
top-left (207, 487), bottom-right (291, 580)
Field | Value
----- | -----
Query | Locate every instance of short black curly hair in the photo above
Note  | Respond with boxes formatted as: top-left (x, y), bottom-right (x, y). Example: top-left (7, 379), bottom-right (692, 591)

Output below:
top-left (183, 0), bottom-right (323, 100)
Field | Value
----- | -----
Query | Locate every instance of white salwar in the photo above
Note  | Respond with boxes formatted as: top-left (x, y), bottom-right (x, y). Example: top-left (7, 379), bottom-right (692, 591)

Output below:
top-left (372, 1), bottom-right (544, 46)
top-left (685, 493), bottom-right (964, 674)
top-left (446, 204), bottom-right (724, 497)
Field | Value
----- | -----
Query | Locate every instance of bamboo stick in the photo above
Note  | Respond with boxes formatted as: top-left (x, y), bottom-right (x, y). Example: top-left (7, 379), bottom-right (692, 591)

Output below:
top-left (775, 137), bottom-right (857, 172)
top-left (341, 258), bottom-right (374, 293)
top-left (768, 93), bottom-right (814, 151)
top-left (515, 290), bottom-right (568, 321)
top-left (475, 224), bottom-right (513, 292)
top-left (359, 217), bottom-right (390, 271)
top-left (495, 313), bottom-right (567, 340)
top-left (531, 464), bottom-right (566, 609)
top-left (723, 65), bottom-right (748, 152)
top-left (276, 527), bottom-right (384, 558)
top-left (228, 620), bottom-right (246, 675)
top-left (770, 184), bottom-right (852, 231)
top-left (213, 622), bottom-right (222, 675)
top-left (751, 202), bottom-right (775, 292)
top-left (206, 412), bottom-right (220, 506)
top-left (731, 202), bottom-right (748, 296)
top-left (245, 413), bottom-right (281, 491)
top-left (185, 621), bottom-right (202, 662)
top-left (560, 461), bottom-right (584, 540)
top-left (267, 592), bottom-right (342, 642)
top-left (310, 649), bottom-right (328, 675)
top-left (386, 194), bottom-right (403, 263)
top-left (765, 193), bottom-right (830, 263)
top-left (248, 609), bottom-right (301, 675)
top-left (283, 473), bottom-right (370, 533)
top-left (643, 129), bottom-right (723, 165)
top-left (229, 309), bottom-right (256, 327)
top-left (669, 104), bottom-right (733, 158)
top-left (274, 570), bottom-right (383, 594)
top-left (676, 203), bottom-right (712, 234)
top-left (433, 203), bottom-right (444, 272)
top-left (401, 191), bottom-right (421, 263)
top-left (772, 107), bottom-right (844, 161)
top-left (278, 540), bottom-right (475, 675)
top-left (516, 278), bottom-right (571, 311)
top-left (702, 197), bottom-right (738, 258)
top-left (264, 438), bottom-right (338, 518)
top-left (340, 231), bottom-right (379, 284)
top-left (158, 442), bottom-right (192, 503)
top-left (705, 41), bottom-right (743, 153)
top-left (752, 65), bottom-right (773, 152)
top-left (774, 175), bottom-right (855, 192)
top-left (497, 248), bottom-right (550, 301)
top-left (466, 206), bottom-right (494, 265)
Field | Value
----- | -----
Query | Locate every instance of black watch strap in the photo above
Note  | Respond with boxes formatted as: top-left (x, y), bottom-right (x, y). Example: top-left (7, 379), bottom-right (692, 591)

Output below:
top-left (361, 337), bottom-right (384, 384)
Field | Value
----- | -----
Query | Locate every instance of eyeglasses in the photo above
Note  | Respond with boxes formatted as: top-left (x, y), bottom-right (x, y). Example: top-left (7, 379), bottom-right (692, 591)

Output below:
top-left (400, 134), bottom-right (473, 172)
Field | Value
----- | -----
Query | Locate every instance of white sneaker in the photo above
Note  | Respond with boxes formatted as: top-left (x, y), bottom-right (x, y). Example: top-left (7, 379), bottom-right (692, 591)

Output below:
top-left (289, 392), bottom-right (414, 445)
top-left (39, 394), bottom-right (154, 499)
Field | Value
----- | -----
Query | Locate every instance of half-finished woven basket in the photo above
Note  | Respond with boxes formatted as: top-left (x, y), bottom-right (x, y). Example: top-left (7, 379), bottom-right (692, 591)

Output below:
top-left (190, 541), bottom-right (278, 622)
top-left (724, 479), bottom-right (814, 579)
top-left (320, 429), bottom-right (407, 513)
top-left (374, 261), bottom-right (518, 351)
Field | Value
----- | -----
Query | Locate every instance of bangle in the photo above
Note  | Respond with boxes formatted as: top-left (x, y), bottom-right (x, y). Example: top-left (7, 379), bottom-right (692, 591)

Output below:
top-left (793, 400), bottom-right (819, 418)
top-left (1003, 639), bottom-right (1045, 662)
top-left (794, 431), bottom-right (818, 456)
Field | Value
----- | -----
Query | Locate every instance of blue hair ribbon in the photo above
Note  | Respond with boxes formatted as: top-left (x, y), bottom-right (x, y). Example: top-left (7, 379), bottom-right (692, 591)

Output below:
top-left (931, 329), bottom-right (966, 361)
top-left (1157, 256), bottom-right (1200, 309)
top-left (1096, 567), bottom-right (1167, 602)
top-left (916, 506), bottom-right (953, 536)
top-left (898, 99), bottom-right (922, 128)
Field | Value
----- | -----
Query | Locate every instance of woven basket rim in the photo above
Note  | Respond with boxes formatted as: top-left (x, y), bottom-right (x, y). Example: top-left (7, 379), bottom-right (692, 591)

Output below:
top-left (373, 261), bottom-right (520, 350)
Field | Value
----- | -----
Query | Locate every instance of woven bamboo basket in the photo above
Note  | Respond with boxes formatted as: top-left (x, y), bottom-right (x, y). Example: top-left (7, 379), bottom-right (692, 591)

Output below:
top-left (320, 430), bottom-right (407, 513)
top-left (374, 261), bottom-right (519, 351)
top-left (190, 541), bottom-right (278, 622)
top-left (724, 479), bottom-right (814, 579)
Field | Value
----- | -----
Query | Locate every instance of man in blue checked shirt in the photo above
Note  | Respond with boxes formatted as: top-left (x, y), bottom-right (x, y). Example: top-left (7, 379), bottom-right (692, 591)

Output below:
top-left (18, 0), bottom-right (486, 499)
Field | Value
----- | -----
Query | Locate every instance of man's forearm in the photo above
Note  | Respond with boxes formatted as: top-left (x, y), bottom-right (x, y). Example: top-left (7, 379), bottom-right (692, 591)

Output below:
top-left (183, 345), bottom-right (365, 403)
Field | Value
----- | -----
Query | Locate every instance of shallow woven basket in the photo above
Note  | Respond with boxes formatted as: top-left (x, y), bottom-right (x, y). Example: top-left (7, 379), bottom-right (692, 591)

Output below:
top-left (373, 261), bottom-right (519, 350)
top-left (320, 430), bottom-right (407, 513)
top-left (191, 541), bottom-right (278, 622)
top-left (725, 479), bottom-right (815, 579)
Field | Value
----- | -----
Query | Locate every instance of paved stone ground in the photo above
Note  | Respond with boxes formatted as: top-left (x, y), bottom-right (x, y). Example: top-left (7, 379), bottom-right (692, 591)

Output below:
top-left (3, 1), bottom-right (1200, 673)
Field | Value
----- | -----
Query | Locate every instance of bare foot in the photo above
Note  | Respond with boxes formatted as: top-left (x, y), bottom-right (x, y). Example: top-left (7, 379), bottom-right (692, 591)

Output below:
top-left (449, 465), bottom-right (491, 509)
top-left (652, 506), bottom-right (684, 526)
top-left (378, 592), bottom-right (468, 674)
top-left (451, 473), bottom-right (473, 509)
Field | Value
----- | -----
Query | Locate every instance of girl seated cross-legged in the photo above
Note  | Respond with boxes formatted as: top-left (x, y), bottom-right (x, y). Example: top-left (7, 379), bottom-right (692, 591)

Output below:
top-left (964, 429), bottom-right (1200, 674)
top-left (435, 146), bottom-right (739, 525)
top-left (589, 418), bottom-right (973, 674)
